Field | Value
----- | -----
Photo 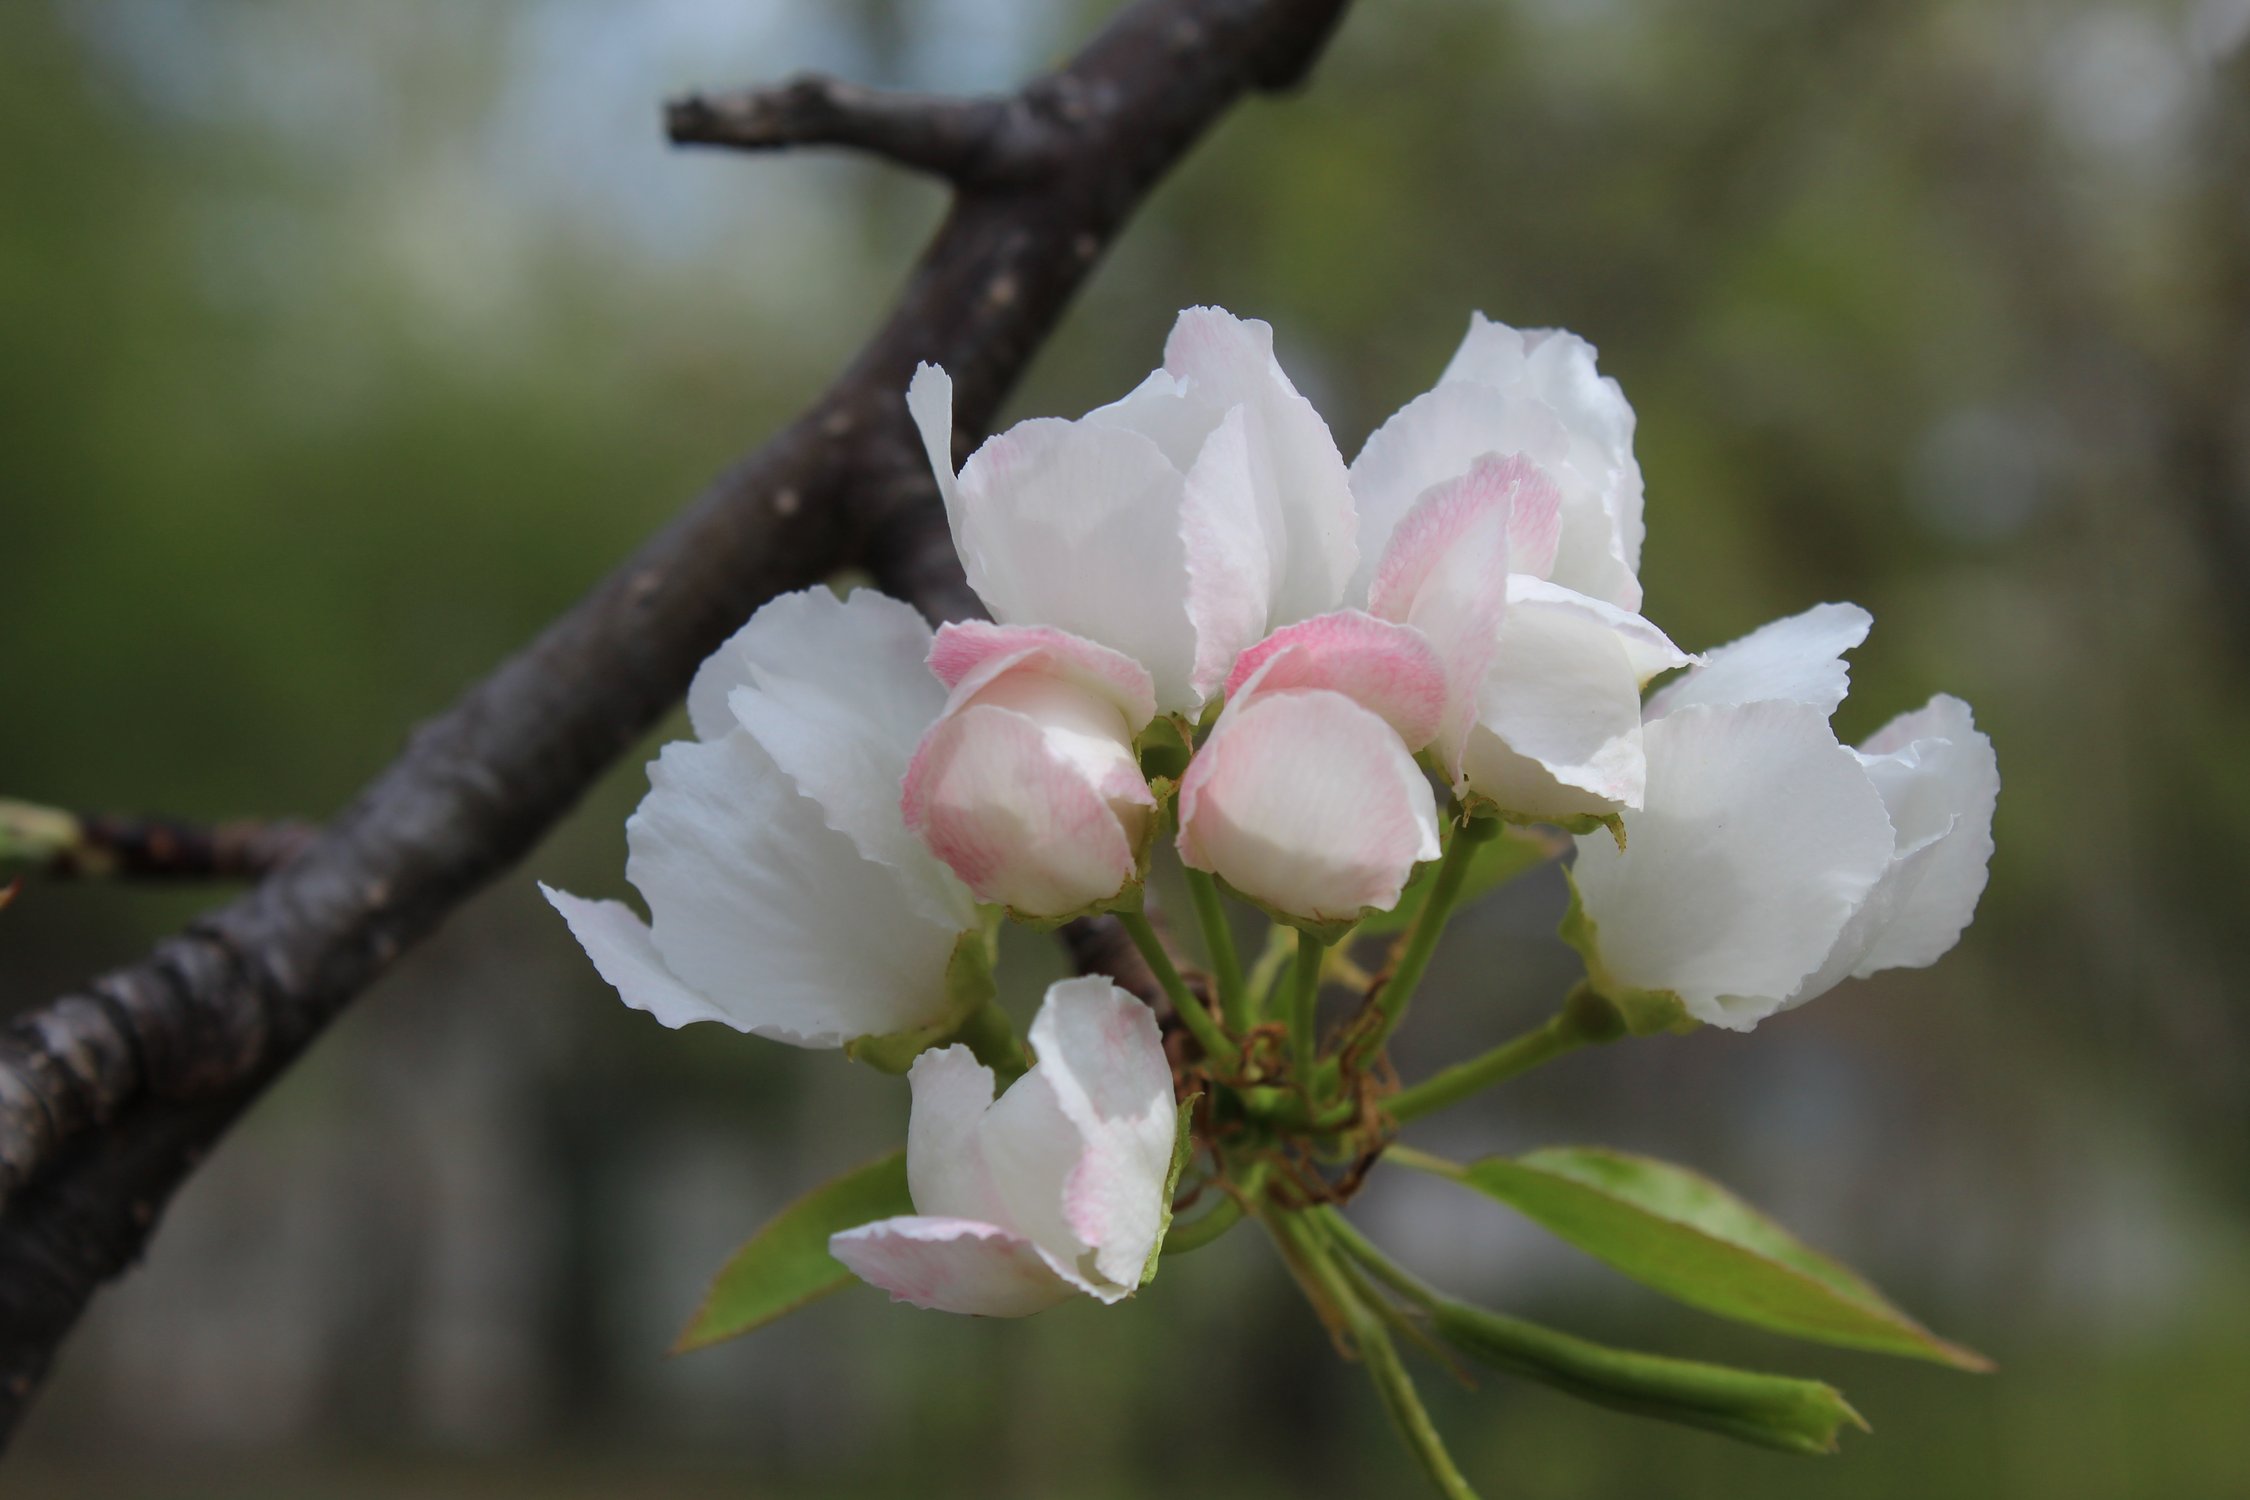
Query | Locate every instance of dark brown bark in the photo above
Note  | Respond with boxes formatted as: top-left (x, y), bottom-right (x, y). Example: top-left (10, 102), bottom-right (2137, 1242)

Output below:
top-left (1, 809), bottom-right (315, 883)
top-left (0, 0), bottom-right (1353, 1445)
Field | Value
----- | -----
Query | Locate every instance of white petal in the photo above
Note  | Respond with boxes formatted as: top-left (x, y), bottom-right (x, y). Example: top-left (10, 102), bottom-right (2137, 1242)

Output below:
top-left (907, 360), bottom-right (965, 515)
top-left (1464, 580), bottom-right (1690, 815)
top-left (1645, 603), bottom-right (1872, 721)
top-left (698, 588), bottom-right (970, 929)
top-left (1824, 694), bottom-right (1998, 985)
top-left (1177, 405), bottom-right (1278, 699)
top-left (1084, 366), bottom-right (1209, 469)
top-left (829, 1217), bottom-right (1079, 1318)
top-left (1444, 315), bottom-right (1647, 589)
top-left (1026, 978), bottom-right (1177, 1290)
top-left (1570, 702), bottom-right (1895, 1030)
top-left (948, 417), bottom-right (1201, 712)
top-left (901, 1046), bottom-right (1010, 1226)
top-left (1160, 307), bottom-right (1358, 627)
top-left (1177, 688), bottom-right (1442, 922)
top-left (613, 730), bottom-right (964, 1046)
top-left (1436, 311), bottom-right (1533, 389)
top-left (539, 886), bottom-right (737, 1029)
top-left (905, 1046), bottom-right (1100, 1294)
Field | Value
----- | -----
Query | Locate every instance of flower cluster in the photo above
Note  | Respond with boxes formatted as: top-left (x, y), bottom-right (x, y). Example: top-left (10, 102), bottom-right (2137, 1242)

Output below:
top-left (545, 307), bottom-right (1998, 1483)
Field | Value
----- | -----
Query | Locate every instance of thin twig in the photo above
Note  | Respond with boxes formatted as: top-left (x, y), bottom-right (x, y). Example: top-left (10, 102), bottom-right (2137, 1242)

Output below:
top-left (666, 74), bottom-right (1068, 187)
top-left (0, 801), bottom-right (314, 884)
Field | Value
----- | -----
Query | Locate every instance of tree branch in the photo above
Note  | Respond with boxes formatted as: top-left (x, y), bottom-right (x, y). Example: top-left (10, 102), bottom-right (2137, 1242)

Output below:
top-left (666, 74), bottom-right (1066, 188)
top-left (0, 0), bottom-right (1353, 1446)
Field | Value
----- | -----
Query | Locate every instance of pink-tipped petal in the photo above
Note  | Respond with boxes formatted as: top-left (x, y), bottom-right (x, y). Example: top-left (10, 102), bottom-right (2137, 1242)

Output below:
top-left (1364, 452), bottom-right (1574, 778)
top-left (1367, 453), bottom-right (1562, 619)
top-left (1350, 381), bottom-right (1572, 599)
top-left (1177, 688), bottom-right (1441, 923)
top-left (947, 416), bottom-right (1201, 711)
top-left (1221, 612), bottom-right (1449, 750)
top-left (1028, 978), bottom-right (1178, 1289)
top-left (902, 703), bottom-right (1140, 916)
top-left (829, 1217), bottom-right (1078, 1318)
top-left (929, 621), bottom-right (1159, 730)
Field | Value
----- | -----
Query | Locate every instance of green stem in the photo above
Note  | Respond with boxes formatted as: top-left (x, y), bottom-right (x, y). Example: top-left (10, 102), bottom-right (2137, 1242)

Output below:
top-left (1289, 929), bottom-right (1327, 1093)
top-left (1271, 1212), bottom-right (1479, 1499)
top-left (1118, 909), bottom-right (1240, 1072)
top-left (1362, 816), bottom-right (1491, 1059)
top-left (1161, 1193), bottom-right (1244, 1255)
top-left (1387, 984), bottom-right (1624, 1123)
top-left (1381, 1143), bottom-right (1469, 1181)
top-left (1185, 868), bottom-right (1248, 1032)
top-left (1243, 923), bottom-right (1294, 1019)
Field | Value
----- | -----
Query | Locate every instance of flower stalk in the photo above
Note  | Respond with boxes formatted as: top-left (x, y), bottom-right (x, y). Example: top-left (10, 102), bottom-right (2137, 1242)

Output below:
top-left (1387, 984), bottom-right (1624, 1123)
top-left (1185, 867), bottom-right (1249, 1031)
top-left (1118, 907), bottom-right (1241, 1073)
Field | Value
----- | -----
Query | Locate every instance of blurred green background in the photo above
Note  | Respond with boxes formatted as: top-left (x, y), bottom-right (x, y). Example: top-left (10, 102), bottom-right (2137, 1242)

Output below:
top-left (6, 0), bottom-right (2250, 1495)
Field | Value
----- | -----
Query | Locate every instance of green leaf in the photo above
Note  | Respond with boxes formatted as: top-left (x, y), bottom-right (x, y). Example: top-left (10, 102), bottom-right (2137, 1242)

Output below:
top-left (673, 1151), bottom-right (913, 1353)
top-left (1361, 821), bottom-right (1562, 936)
top-left (1140, 1093), bottom-right (1202, 1286)
top-left (1429, 1146), bottom-right (1990, 1371)
top-left (1427, 1297), bottom-right (1867, 1456)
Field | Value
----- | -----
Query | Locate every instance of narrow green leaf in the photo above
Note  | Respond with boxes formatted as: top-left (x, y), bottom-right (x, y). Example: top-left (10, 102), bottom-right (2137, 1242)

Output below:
top-left (1362, 822), bottom-right (1561, 936)
top-left (1437, 1146), bottom-right (1990, 1371)
top-left (673, 1151), bottom-right (912, 1353)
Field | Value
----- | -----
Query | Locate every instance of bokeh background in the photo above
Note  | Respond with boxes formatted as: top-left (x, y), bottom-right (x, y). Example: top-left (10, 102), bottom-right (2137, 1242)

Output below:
top-left (7, 0), bottom-right (2250, 1495)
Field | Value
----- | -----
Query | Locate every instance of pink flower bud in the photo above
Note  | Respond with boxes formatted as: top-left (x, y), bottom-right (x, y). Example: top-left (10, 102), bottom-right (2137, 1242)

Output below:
top-left (1175, 613), bottom-right (1444, 925)
top-left (903, 623), bottom-right (1160, 918)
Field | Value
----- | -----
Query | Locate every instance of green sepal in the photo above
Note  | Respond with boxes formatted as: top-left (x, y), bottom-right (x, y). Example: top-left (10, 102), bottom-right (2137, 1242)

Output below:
top-left (844, 920), bottom-right (1002, 1073)
top-left (1139, 1093), bottom-right (1202, 1287)
top-left (1557, 871), bottom-right (1692, 1036)
top-left (1136, 716), bottom-right (1194, 781)
top-left (672, 1150), bottom-right (913, 1352)
top-left (1432, 1145), bottom-right (1992, 1372)
top-left (1448, 783), bottom-right (1620, 845)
